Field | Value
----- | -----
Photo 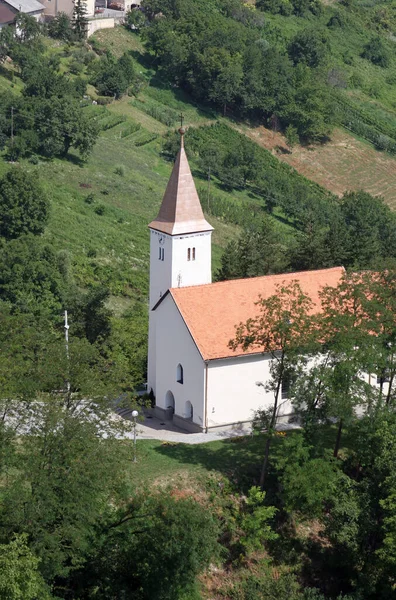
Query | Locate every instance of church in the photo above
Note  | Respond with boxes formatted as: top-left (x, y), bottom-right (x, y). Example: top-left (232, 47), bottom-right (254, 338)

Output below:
top-left (147, 127), bottom-right (344, 433)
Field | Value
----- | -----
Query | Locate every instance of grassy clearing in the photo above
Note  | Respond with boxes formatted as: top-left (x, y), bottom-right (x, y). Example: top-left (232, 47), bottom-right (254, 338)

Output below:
top-left (129, 425), bottom-right (353, 489)
top-left (242, 124), bottom-right (396, 209)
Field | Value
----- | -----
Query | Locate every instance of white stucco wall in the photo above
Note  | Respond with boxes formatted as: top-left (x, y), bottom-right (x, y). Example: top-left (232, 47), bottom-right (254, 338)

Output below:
top-left (148, 228), bottom-right (212, 396)
top-left (154, 294), bottom-right (205, 428)
top-left (149, 229), bottom-right (212, 310)
top-left (206, 354), bottom-right (293, 428)
top-left (87, 16), bottom-right (114, 36)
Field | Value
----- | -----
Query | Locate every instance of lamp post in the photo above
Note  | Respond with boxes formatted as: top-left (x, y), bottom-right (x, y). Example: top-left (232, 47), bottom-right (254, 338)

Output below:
top-left (132, 410), bottom-right (138, 463)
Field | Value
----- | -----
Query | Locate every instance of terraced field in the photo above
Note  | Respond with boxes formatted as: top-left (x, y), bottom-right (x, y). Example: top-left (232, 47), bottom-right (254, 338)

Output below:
top-left (242, 125), bottom-right (396, 211)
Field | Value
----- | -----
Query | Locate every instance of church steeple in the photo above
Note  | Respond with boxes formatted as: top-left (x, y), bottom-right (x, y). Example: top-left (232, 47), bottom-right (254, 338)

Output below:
top-left (148, 127), bottom-right (213, 236)
top-left (147, 124), bottom-right (213, 398)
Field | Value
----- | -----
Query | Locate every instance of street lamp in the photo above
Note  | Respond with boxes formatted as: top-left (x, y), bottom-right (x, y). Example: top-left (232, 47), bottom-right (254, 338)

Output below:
top-left (132, 410), bottom-right (138, 463)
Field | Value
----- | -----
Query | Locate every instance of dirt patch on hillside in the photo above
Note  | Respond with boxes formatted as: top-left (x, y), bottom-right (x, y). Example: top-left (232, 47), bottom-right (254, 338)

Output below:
top-left (241, 126), bottom-right (396, 210)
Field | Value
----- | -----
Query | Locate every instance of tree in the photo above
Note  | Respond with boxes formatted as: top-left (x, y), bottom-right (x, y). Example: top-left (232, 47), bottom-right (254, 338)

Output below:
top-left (288, 27), bottom-right (329, 68)
top-left (208, 52), bottom-right (244, 115)
top-left (216, 220), bottom-right (288, 281)
top-left (340, 190), bottom-right (396, 267)
top-left (72, 0), bottom-right (88, 40)
top-left (125, 8), bottom-right (146, 31)
top-left (14, 13), bottom-right (41, 43)
top-left (0, 26), bottom-right (13, 64)
top-left (47, 12), bottom-right (73, 41)
top-left (325, 410), bottom-right (396, 597)
top-left (362, 36), bottom-right (390, 67)
top-left (83, 492), bottom-right (220, 600)
top-left (31, 96), bottom-right (99, 158)
top-left (0, 169), bottom-right (49, 240)
top-left (294, 273), bottom-right (378, 454)
top-left (0, 535), bottom-right (51, 600)
top-left (230, 282), bottom-right (316, 487)
top-left (92, 53), bottom-right (136, 98)
top-left (285, 124), bottom-right (299, 149)
top-left (0, 236), bottom-right (67, 315)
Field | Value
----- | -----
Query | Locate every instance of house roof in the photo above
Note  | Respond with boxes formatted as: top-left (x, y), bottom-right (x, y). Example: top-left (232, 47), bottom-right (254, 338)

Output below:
top-left (0, 2), bottom-right (15, 22)
top-left (4, 0), bottom-right (44, 13)
top-left (148, 129), bottom-right (213, 236)
top-left (168, 267), bottom-right (345, 361)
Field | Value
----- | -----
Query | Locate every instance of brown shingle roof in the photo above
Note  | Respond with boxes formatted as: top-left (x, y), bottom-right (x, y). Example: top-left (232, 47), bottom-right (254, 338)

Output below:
top-left (148, 134), bottom-right (213, 236)
top-left (168, 267), bottom-right (345, 360)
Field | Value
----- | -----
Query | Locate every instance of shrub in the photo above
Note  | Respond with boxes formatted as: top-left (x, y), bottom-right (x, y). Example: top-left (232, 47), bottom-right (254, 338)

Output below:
top-left (96, 96), bottom-right (112, 105)
top-left (114, 165), bottom-right (125, 176)
top-left (94, 204), bottom-right (105, 215)
top-left (362, 37), bottom-right (390, 67)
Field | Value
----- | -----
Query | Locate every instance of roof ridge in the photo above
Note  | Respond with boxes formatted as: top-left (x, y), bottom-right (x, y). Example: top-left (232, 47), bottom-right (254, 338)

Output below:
top-left (170, 266), bottom-right (345, 293)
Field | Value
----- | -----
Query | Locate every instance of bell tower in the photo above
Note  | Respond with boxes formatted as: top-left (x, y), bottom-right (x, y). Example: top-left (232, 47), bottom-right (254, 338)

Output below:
top-left (147, 125), bottom-right (213, 396)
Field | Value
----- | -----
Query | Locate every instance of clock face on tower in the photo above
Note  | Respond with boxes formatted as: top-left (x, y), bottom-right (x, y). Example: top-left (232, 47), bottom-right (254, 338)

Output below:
top-left (158, 235), bottom-right (165, 245)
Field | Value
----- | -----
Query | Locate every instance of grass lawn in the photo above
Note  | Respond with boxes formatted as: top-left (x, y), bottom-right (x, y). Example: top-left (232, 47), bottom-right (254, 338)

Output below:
top-left (128, 424), bottom-right (352, 490)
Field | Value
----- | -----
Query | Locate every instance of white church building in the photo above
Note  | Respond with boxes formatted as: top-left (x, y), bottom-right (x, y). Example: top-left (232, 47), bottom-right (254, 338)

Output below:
top-left (147, 127), bottom-right (344, 432)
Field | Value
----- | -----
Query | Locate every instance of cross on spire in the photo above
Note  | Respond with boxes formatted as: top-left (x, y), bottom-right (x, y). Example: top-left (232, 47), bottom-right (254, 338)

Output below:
top-left (179, 112), bottom-right (184, 128)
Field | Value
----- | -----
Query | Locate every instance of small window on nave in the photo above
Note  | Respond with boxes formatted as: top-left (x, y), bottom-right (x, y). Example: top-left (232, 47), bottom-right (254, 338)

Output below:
top-left (187, 248), bottom-right (191, 261)
top-left (192, 248), bottom-right (196, 261)
top-left (177, 364), bottom-right (184, 384)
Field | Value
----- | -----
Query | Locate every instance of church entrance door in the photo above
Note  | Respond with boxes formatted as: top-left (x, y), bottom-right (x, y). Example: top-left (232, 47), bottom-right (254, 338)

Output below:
top-left (184, 401), bottom-right (193, 421)
top-left (165, 390), bottom-right (175, 420)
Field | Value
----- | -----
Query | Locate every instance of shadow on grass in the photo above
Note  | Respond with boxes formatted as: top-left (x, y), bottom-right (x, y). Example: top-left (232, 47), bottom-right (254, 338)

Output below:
top-left (154, 436), bottom-right (264, 489)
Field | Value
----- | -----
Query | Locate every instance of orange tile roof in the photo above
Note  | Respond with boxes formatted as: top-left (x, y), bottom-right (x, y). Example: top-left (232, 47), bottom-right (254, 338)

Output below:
top-left (168, 267), bottom-right (345, 360)
top-left (148, 133), bottom-right (213, 236)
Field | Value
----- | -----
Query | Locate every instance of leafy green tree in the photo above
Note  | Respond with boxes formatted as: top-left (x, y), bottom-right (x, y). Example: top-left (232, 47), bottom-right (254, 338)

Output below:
top-left (14, 13), bottom-right (41, 43)
top-left (239, 487), bottom-right (278, 553)
top-left (217, 220), bottom-right (288, 281)
top-left (274, 435), bottom-right (342, 517)
top-left (92, 52), bottom-right (136, 98)
top-left (209, 54), bottom-right (243, 115)
top-left (230, 282), bottom-right (317, 487)
top-left (0, 169), bottom-right (49, 240)
top-left (0, 26), bottom-right (13, 64)
top-left (362, 36), bottom-right (390, 67)
top-left (325, 410), bottom-right (396, 597)
top-left (0, 535), bottom-right (51, 600)
top-left (47, 12), bottom-right (73, 41)
top-left (285, 124), bottom-right (299, 149)
top-left (288, 27), bottom-right (329, 67)
top-left (340, 190), bottom-right (396, 267)
top-left (0, 236), bottom-right (67, 315)
top-left (31, 96), bottom-right (99, 158)
top-left (80, 493), bottom-right (220, 599)
top-left (125, 8), bottom-right (146, 30)
top-left (101, 302), bottom-right (148, 390)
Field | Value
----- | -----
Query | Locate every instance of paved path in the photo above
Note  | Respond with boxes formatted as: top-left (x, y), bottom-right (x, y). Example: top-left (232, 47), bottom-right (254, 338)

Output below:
top-left (114, 407), bottom-right (299, 445)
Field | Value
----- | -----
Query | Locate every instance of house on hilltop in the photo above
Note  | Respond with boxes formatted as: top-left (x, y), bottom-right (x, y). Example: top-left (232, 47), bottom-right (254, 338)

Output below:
top-left (147, 127), bottom-right (345, 432)
top-left (0, 0), bottom-right (45, 23)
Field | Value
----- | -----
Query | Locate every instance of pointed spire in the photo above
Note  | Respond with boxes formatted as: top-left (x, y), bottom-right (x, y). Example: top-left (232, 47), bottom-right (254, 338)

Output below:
top-left (148, 126), bottom-right (213, 236)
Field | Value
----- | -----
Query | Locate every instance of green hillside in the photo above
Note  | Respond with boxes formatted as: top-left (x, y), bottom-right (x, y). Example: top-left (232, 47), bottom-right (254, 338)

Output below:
top-left (1, 8), bottom-right (396, 391)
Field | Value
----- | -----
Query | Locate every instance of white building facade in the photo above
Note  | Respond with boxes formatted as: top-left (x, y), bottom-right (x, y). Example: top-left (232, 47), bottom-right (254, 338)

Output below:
top-left (147, 129), bottom-right (351, 432)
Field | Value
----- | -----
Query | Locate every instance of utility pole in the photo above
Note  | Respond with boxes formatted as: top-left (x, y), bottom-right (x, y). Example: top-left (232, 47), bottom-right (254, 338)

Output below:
top-left (207, 166), bottom-right (211, 213)
top-left (64, 310), bottom-right (70, 395)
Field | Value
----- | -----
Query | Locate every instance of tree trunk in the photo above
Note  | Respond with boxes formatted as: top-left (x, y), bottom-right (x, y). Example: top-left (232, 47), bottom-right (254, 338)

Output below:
top-left (385, 372), bottom-right (394, 406)
top-left (333, 418), bottom-right (343, 458)
top-left (259, 353), bottom-right (284, 489)
top-left (259, 434), bottom-right (271, 489)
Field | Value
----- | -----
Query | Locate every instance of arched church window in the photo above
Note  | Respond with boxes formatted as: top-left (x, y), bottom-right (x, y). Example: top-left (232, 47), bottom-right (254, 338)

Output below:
top-left (177, 363), bottom-right (184, 384)
top-left (187, 248), bottom-right (191, 261)
top-left (192, 248), bottom-right (196, 261)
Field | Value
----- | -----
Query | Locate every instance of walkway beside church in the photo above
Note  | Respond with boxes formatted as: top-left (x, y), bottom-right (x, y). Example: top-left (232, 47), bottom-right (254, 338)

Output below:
top-left (115, 408), bottom-right (299, 445)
